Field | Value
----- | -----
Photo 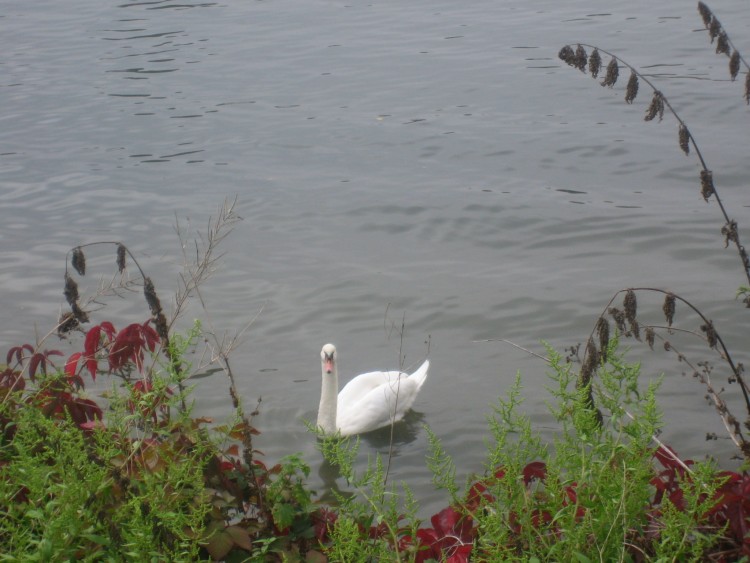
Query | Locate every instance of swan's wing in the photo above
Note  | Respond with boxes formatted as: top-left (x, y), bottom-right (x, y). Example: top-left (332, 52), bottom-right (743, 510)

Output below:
top-left (337, 370), bottom-right (398, 406)
top-left (338, 360), bottom-right (429, 406)
top-left (337, 365), bottom-right (428, 435)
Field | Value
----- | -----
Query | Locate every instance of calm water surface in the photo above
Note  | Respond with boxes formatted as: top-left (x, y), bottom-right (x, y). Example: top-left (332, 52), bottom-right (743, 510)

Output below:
top-left (2, 0), bottom-right (749, 516)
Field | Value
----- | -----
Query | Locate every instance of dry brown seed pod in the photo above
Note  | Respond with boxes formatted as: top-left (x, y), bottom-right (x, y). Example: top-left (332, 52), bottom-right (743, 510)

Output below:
top-left (580, 338), bottom-right (599, 386)
top-left (558, 45), bottom-right (576, 66)
top-left (57, 311), bottom-right (78, 335)
top-left (596, 316), bottom-right (610, 361)
top-left (623, 290), bottom-right (637, 325)
top-left (588, 48), bottom-right (602, 79)
top-left (64, 273), bottom-right (79, 306)
top-left (730, 50), bottom-right (741, 81)
top-left (678, 124), bottom-right (690, 155)
top-left (644, 91), bottom-right (664, 122)
top-left (698, 1), bottom-right (713, 28)
top-left (625, 72), bottom-right (639, 104)
top-left (624, 290), bottom-right (639, 339)
top-left (662, 293), bottom-right (676, 327)
top-left (709, 18), bottom-right (721, 43)
top-left (701, 320), bottom-right (718, 349)
top-left (71, 302), bottom-right (89, 324)
top-left (143, 277), bottom-right (162, 315)
top-left (722, 220), bottom-right (738, 248)
top-left (716, 32), bottom-right (730, 56)
top-left (574, 44), bottom-right (588, 72)
top-left (116, 243), bottom-right (127, 273)
top-left (72, 247), bottom-right (86, 276)
top-left (700, 169), bottom-right (715, 201)
top-left (645, 327), bottom-right (655, 350)
top-left (154, 312), bottom-right (169, 342)
top-left (600, 57), bottom-right (619, 88)
top-left (609, 307), bottom-right (627, 334)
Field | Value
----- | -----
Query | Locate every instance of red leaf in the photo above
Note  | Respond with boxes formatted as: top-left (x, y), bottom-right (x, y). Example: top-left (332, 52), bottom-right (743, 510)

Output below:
top-left (431, 506), bottom-right (474, 544)
top-left (140, 320), bottom-right (160, 351)
top-left (99, 321), bottom-right (116, 341)
top-left (654, 445), bottom-right (690, 470)
top-left (86, 357), bottom-right (98, 381)
top-left (523, 461), bottom-right (547, 485)
top-left (65, 353), bottom-right (82, 379)
top-left (7, 344), bottom-right (34, 366)
top-left (466, 481), bottom-right (494, 513)
top-left (109, 324), bottom-right (140, 371)
top-left (431, 506), bottom-right (461, 537)
top-left (84, 326), bottom-right (102, 357)
top-left (28, 353), bottom-right (45, 380)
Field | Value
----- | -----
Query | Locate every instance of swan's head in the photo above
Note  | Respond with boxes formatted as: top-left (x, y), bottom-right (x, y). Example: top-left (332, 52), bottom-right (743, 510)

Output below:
top-left (321, 343), bottom-right (337, 374)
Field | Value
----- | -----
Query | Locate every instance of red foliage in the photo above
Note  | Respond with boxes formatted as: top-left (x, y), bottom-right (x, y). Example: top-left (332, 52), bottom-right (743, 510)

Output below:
top-left (650, 446), bottom-right (750, 561)
top-left (108, 321), bottom-right (159, 373)
top-left (6, 345), bottom-right (63, 381)
top-left (403, 506), bottom-right (475, 562)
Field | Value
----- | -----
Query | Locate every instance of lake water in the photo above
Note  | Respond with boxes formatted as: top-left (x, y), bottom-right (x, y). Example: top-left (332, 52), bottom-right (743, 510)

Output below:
top-left (2, 0), bottom-right (749, 517)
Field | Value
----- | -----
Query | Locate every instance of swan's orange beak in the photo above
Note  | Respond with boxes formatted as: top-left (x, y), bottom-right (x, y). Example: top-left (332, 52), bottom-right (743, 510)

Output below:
top-left (324, 358), bottom-right (334, 374)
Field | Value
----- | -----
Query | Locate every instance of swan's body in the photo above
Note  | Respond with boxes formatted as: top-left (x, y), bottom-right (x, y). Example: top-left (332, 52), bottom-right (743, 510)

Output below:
top-left (317, 343), bottom-right (429, 436)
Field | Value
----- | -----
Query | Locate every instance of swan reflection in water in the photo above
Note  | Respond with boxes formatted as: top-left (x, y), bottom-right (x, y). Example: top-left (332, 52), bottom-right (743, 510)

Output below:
top-left (315, 410), bottom-right (426, 505)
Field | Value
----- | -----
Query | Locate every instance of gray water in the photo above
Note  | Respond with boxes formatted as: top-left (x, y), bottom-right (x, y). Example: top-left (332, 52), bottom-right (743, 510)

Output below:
top-left (2, 0), bottom-right (749, 516)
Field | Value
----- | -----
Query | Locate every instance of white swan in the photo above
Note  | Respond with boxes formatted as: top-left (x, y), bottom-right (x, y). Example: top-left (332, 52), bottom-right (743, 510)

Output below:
top-left (317, 343), bottom-right (429, 436)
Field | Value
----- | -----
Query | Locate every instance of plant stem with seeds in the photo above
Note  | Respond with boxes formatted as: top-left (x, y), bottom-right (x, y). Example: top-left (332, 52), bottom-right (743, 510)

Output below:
top-left (562, 43), bottom-right (750, 289)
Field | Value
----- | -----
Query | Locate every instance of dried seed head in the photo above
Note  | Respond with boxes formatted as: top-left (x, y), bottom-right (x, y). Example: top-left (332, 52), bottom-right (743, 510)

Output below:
top-left (154, 312), bottom-right (169, 342)
top-left (745, 73), bottom-right (750, 105)
top-left (700, 169), bottom-right (715, 202)
top-left (574, 44), bottom-right (588, 72)
top-left (623, 290), bottom-right (637, 325)
top-left (645, 326), bottom-right (655, 350)
top-left (588, 48), bottom-right (602, 79)
top-left (722, 220), bottom-right (738, 248)
top-left (701, 320), bottom-right (718, 349)
top-left (143, 277), bottom-right (162, 315)
top-left (71, 302), bottom-right (89, 324)
top-left (596, 316), bottom-right (610, 360)
top-left (698, 1), bottom-right (713, 28)
top-left (716, 32), bottom-right (730, 56)
top-left (64, 273), bottom-right (79, 306)
top-left (609, 307), bottom-right (627, 334)
top-left (709, 18), bottom-right (721, 43)
top-left (57, 311), bottom-right (78, 335)
top-left (662, 293), bottom-right (676, 327)
top-left (580, 338), bottom-right (599, 386)
top-left (624, 290), bottom-right (639, 339)
top-left (644, 91), bottom-right (664, 122)
top-left (625, 72), bottom-right (639, 104)
top-left (678, 124), bottom-right (690, 155)
top-left (71, 247), bottom-right (86, 276)
top-left (600, 57), bottom-right (619, 88)
top-left (116, 243), bottom-right (127, 273)
top-left (559, 45), bottom-right (576, 67)
top-left (730, 50), bottom-right (740, 81)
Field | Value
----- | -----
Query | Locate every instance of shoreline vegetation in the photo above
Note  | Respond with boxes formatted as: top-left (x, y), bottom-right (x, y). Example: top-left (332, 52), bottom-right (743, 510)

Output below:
top-left (2, 3), bottom-right (750, 561)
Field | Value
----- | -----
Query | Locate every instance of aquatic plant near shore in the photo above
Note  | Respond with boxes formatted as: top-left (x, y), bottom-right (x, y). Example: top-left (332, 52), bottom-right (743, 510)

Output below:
top-left (559, 4), bottom-right (750, 294)
top-left (558, 2), bottom-right (750, 464)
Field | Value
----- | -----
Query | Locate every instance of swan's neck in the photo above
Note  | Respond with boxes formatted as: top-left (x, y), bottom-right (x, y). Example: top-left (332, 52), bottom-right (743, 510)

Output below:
top-left (317, 363), bottom-right (338, 434)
